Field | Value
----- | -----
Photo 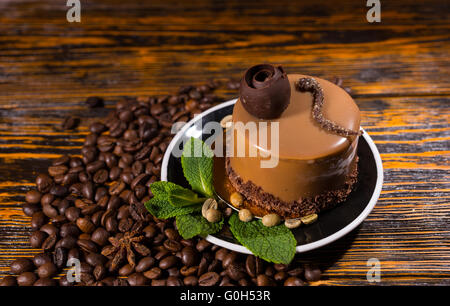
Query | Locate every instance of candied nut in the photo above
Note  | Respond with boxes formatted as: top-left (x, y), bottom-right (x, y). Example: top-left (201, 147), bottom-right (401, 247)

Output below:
top-left (300, 213), bottom-right (318, 225)
top-left (202, 198), bottom-right (218, 219)
top-left (238, 209), bottom-right (253, 222)
top-left (262, 214), bottom-right (281, 227)
top-left (284, 218), bottom-right (302, 229)
top-left (230, 192), bottom-right (243, 208)
top-left (205, 208), bottom-right (222, 223)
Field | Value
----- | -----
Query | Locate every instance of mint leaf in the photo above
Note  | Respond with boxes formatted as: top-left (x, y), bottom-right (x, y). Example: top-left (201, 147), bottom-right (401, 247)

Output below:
top-left (181, 137), bottom-right (215, 198)
top-left (150, 181), bottom-right (205, 207)
top-left (144, 196), bottom-right (201, 219)
top-left (176, 214), bottom-right (223, 239)
top-left (228, 213), bottom-right (296, 264)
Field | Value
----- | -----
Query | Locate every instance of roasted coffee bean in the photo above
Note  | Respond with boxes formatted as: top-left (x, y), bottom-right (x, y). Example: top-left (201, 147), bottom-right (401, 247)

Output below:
top-left (198, 272), bottom-right (220, 286)
top-left (60, 223), bottom-right (80, 238)
top-left (68, 248), bottom-right (80, 261)
top-left (127, 272), bottom-right (148, 286)
top-left (77, 239), bottom-right (98, 253)
top-left (181, 246), bottom-right (199, 267)
top-left (93, 264), bottom-right (107, 281)
top-left (36, 174), bottom-right (53, 193)
top-left (119, 264), bottom-right (134, 276)
top-left (109, 180), bottom-right (125, 196)
top-left (304, 265), bottom-right (321, 282)
top-left (287, 267), bottom-right (304, 277)
top-left (31, 211), bottom-right (47, 230)
top-left (197, 257), bottom-right (208, 276)
top-left (163, 228), bottom-right (179, 241)
top-left (135, 256), bottom-right (155, 273)
top-left (77, 217), bottom-right (95, 233)
top-left (25, 190), bottom-right (42, 204)
top-left (257, 274), bottom-right (276, 286)
top-left (222, 252), bottom-right (238, 269)
top-left (196, 239), bottom-right (211, 252)
top-left (105, 216), bottom-right (118, 232)
top-left (180, 266), bottom-right (198, 277)
top-left (90, 122), bottom-right (107, 134)
top-left (30, 230), bottom-right (48, 248)
top-left (17, 272), bottom-right (37, 286)
top-left (164, 239), bottom-right (182, 252)
top-left (91, 227), bottom-right (109, 246)
top-left (0, 276), bottom-right (17, 286)
top-left (167, 276), bottom-right (182, 286)
top-left (118, 218), bottom-right (133, 232)
top-left (54, 247), bottom-right (68, 269)
top-left (40, 224), bottom-right (58, 237)
top-left (284, 276), bottom-right (305, 286)
top-left (86, 96), bottom-right (104, 108)
top-left (65, 206), bottom-right (81, 222)
top-left (85, 253), bottom-right (107, 267)
top-left (61, 116), bottom-right (79, 130)
top-left (58, 235), bottom-right (78, 249)
top-left (42, 233), bottom-right (57, 251)
top-left (48, 165), bottom-right (68, 177)
top-left (159, 255), bottom-right (178, 270)
top-left (57, 199), bottom-right (71, 215)
top-left (22, 203), bottom-right (41, 217)
top-left (10, 258), bottom-right (34, 274)
top-left (215, 248), bottom-right (228, 261)
top-left (93, 169), bottom-right (109, 184)
top-left (143, 267), bottom-right (162, 280)
top-left (37, 262), bottom-right (57, 278)
top-left (33, 253), bottom-right (52, 267)
top-left (274, 271), bottom-right (288, 282)
top-left (91, 210), bottom-right (104, 227)
top-left (226, 262), bottom-right (246, 281)
top-left (34, 278), bottom-right (57, 286)
top-left (42, 204), bottom-right (58, 218)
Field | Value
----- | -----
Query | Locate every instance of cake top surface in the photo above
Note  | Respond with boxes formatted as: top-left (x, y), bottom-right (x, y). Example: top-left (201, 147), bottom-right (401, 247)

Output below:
top-left (232, 74), bottom-right (361, 159)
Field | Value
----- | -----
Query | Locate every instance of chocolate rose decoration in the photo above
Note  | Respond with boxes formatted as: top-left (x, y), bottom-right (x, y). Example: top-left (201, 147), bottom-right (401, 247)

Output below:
top-left (239, 64), bottom-right (291, 119)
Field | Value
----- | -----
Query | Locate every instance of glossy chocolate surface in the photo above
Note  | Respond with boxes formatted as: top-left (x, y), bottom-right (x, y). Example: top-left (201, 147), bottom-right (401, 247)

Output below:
top-left (228, 74), bottom-right (361, 202)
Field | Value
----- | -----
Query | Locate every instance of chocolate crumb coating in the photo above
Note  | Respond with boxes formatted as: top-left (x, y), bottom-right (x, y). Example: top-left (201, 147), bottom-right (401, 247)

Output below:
top-left (226, 157), bottom-right (359, 219)
top-left (295, 77), bottom-right (361, 137)
top-left (239, 64), bottom-right (291, 119)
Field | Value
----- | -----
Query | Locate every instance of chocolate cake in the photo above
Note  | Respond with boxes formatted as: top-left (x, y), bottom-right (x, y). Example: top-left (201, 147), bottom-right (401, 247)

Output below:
top-left (225, 64), bottom-right (361, 219)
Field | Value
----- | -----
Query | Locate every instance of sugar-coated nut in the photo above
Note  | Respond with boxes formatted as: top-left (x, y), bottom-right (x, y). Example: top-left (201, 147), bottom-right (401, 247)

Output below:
top-left (238, 209), bottom-right (253, 222)
top-left (262, 214), bottom-right (281, 227)
top-left (300, 213), bottom-right (318, 225)
top-left (205, 208), bottom-right (222, 223)
top-left (230, 192), bottom-right (243, 207)
top-left (220, 115), bottom-right (233, 129)
top-left (202, 198), bottom-right (218, 218)
top-left (284, 218), bottom-right (302, 229)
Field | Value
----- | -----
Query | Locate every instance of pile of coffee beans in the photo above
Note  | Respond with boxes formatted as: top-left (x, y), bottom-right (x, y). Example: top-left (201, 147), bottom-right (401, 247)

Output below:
top-left (0, 79), bottom-right (322, 286)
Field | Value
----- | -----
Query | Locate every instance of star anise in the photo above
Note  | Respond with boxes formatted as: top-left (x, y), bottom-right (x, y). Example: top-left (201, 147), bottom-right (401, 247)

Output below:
top-left (101, 226), bottom-right (150, 270)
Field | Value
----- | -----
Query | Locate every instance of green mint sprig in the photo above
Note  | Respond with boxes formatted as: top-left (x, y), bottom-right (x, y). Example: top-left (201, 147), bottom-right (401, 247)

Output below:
top-left (229, 213), bottom-right (296, 264)
top-left (144, 136), bottom-right (297, 264)
top-left (181, 137), bottom-right (215, 198)
top-left (176, 213), bottom-right (224, 239)
top-left (144, 137), bottom-right (222, 239)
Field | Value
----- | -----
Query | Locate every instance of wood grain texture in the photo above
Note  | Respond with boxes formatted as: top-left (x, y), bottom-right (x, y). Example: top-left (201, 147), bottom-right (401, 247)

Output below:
top-left (0, 0), bottom-right (449, 285)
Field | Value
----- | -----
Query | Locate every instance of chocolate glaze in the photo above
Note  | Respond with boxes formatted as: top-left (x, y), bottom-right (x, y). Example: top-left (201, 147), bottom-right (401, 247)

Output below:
top-left (239, 64), bottom-right (291, 119)
top-left (228, 74), bottom-right (361, 203)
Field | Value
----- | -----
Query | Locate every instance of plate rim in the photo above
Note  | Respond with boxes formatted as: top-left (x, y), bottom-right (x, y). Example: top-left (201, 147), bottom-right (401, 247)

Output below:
top-left (161, 99), bottom-right (384, 254)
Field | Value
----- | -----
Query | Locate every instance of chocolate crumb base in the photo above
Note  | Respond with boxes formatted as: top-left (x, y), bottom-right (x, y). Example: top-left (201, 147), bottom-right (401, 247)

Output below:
top-left (225, 157), bottom-right (359, 219)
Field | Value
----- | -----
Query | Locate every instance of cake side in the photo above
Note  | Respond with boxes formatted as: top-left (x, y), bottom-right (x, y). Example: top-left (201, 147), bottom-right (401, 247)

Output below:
top-left (226, 157), bottom-right (359, 219)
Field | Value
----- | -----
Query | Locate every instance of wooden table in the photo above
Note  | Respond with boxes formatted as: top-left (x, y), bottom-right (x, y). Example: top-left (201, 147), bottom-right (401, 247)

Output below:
top-left (0, 0), bottom-right (448, 285)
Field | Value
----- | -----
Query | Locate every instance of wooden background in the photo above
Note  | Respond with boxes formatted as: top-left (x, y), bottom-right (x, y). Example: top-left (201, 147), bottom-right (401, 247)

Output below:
top-left (0, 0), bottom-right (449, 285)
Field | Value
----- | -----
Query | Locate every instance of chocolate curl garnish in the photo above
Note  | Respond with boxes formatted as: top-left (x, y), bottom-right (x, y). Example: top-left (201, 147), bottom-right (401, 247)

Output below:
top-left (239, 64), bottom-right (291, 119)
top-left (295, 77), bottom-right (361, 137)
